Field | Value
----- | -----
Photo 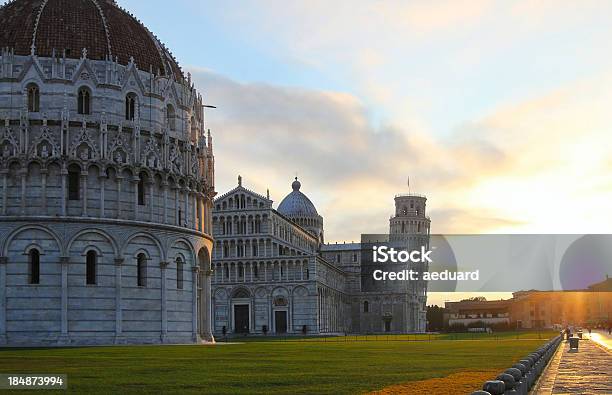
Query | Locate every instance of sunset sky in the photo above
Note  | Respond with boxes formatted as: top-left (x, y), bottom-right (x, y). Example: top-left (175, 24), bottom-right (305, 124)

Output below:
top-left (120, 0), bottom-right (612, 246)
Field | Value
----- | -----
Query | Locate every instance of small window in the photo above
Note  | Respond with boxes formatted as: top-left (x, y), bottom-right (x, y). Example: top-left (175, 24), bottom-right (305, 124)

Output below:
top-left (138, 172), bottom-right (147, 206)
top-left (29, 249), bottom-right (40, 284)
top-left (78, 87), bottom-right (91, 115)
top-left (68, 167), bottom-right (80, 200)
top-left (167, 104), bottom-right (176, 130)
top-left (253, 266), bottom-right (258, 278)
top-left (86, 250), bottom-right (97, 285)
top-left (176, 257), bottom-right (184, 290)
top-left (178, 209), bottom-right (183, 226)
top-left (363, 301), bottom-right (369, 313)
top-left (137, 253), bottom-right (147, 287)
top-left (353, 254), bottom-right (357, 263)
top-left (27, 84), bottom-right (40, 112)
top-left (125, 94), bottom-right (136, 121)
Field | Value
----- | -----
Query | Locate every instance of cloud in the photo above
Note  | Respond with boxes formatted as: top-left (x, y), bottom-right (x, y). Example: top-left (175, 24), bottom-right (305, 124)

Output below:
top-left (191, 64), bottom-right (612, 240)
top-left (190, 68), bottom-right (532, 240)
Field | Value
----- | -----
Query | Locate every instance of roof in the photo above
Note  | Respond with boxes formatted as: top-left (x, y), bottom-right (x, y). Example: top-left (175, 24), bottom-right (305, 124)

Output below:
top-left (445, 299), bottom-right (510, 311)
top-left (587, 276), bottom-right (612, 292)
top-left (321, 243), bottom-right (361, 251)
top-left (0, 0), bottom-right (183, 80)
top-left (277, 177), bottom-right (319, 218)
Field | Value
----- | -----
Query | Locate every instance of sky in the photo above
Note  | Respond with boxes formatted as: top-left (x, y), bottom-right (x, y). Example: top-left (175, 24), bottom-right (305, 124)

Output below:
top-left (118, 1), bottom-right (612, 302)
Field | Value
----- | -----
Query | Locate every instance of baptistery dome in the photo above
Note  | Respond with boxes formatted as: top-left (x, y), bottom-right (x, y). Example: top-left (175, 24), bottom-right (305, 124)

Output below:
top-left (0, 0), bottom-right (215, 346)
top-left (0, 0), bottom-right (183, 79)
top-left (277, 178), bottom-right (324, 244)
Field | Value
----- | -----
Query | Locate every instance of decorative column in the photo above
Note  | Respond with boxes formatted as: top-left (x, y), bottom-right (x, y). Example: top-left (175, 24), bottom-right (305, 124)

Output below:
top-left (114, 258), bottom-right (124, 343)
top-left (288, 295), bottom-right (293, 333)
top-left (148, 181), bottom-right (154, 222)
top-left (162, 181), bottom-right (168, 224)
top-left (184, 189), bottom-right (190, 227)
top-left (61, 166), bottom-right (67, 216)
top-left (191, 266), bottom-right (200, 342)
top-left (192, 193), bottom-right (197, 230)
top-left (0, 256), bottom-right (7, 344)
top-left (20, 171), bottom-right (26, 215)
top-left (160, 261), bottom-right (168, 342)
top-left (59, 256), bottom-right (69, 342)
top-left (203, 267), bottom-right (214, 342)
top-left (116, 176), bottom-right (123, 219)
top-left (132, 176), bottom-right (139, 220)
top-left (41, 170), bottom-right (47, 212)
top-left (268, 293), bottom-right (273, 333)
top-left (1, 171), bottom-right (7, 215)
top-left (174, 188), bottom-right (179, 225)
top-left (81, 171), bottom-right (88, 216)
top-left (99, 175), bottom-right (105, 217)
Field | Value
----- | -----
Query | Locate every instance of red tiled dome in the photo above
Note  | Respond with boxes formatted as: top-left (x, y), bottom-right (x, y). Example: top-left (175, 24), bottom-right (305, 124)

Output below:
top-left (0, 0), bottom-right (183, 80)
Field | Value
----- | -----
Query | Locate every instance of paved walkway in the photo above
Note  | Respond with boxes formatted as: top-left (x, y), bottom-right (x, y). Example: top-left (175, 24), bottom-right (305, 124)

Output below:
top-left (589, 330), bottom-right (611, 350)
top-left (533, 337), bottom-right (611, 394)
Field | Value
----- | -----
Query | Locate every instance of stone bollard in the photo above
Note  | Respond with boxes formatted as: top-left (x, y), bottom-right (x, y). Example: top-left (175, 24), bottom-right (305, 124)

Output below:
top-left (496, 373), bottom-right (517, 394)
top-left (483, 380), bottom-right (506, 395)
top-left (511, 364), bottom-right (528, 395)
top-left (519, 359), bottom-right (534, 388)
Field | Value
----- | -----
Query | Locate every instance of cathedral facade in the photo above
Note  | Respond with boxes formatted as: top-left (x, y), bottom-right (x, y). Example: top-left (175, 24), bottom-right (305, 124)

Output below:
top-left (211, 177), bottom-right (430, 336)
top-left (0, 0), bottom-right (215, 345)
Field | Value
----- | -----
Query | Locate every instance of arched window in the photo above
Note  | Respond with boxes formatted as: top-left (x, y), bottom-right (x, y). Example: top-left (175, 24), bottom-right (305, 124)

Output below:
top-left (27, 83), bottom-right (40, 112)
top-left (176, 257), bottom-right (184, 289)
top-left (86, 250), bottom-right (97, 285)
top-left (78, 87), bottom-right (91, 115)
top-left (138, 172), bottom-right (147, 206)
top-left (68, 165), bottom-right (80, 200)
top-left (125, 93), bottom-right (137, 120)
top-left (363, 301), bottom-right (369, 313)
top-left (137, 253), bottom-right (147, 287)
top-left (29, 249), bottom-right (40, 285)
top-left (167, 104), bottom-right (176, 130)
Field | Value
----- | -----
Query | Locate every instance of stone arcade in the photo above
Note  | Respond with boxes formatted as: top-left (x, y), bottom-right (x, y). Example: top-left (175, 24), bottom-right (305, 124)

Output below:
top-left (0, 0), bottom-right (215, 345)
top-left (211, 177), bottom-right (430, 335)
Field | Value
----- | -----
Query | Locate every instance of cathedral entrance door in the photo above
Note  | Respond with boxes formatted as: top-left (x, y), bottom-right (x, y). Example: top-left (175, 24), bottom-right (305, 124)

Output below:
top-left (234, 304), bottom-right (250, 333)
top-left (275, 311), bottom-right (287, 334)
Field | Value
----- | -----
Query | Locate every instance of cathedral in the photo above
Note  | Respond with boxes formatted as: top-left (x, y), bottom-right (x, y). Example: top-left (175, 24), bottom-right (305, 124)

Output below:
top-left (211, 177), bottom-right (430, 336)
top-left (0, 0), bottom-right (215, 345)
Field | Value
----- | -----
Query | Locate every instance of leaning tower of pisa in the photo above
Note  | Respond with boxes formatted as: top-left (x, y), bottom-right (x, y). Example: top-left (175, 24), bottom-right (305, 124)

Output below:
top-left (389, 193), bottom-right (431, 332)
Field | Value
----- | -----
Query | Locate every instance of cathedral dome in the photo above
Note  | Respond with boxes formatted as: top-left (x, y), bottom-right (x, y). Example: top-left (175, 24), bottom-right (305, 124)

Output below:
top-left (0, 0), bottom-right (183, 79)
top-left (278, 177), bottom-right (319, 217)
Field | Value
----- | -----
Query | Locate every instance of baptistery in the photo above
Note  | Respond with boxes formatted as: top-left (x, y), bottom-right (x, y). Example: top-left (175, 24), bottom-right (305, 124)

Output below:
top-left (0, 0), bottom-right (216, 345)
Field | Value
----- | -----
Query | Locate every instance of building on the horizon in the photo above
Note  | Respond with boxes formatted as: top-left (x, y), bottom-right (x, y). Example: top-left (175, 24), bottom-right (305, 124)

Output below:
top-left (211, 177), bottom-right (430, 335)
top-left (444, 298), bottom-right (511, 329)
top-left (0, 0), bottom-right (216, 346)
top-left (509, 276), bottom-right (611, 329)
top-left (442, 276), bottom-right (611, 330)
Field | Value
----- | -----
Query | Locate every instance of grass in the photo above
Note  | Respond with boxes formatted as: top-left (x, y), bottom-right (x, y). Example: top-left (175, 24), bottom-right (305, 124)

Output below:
top-left (0, 332), bottom-right (557, 394)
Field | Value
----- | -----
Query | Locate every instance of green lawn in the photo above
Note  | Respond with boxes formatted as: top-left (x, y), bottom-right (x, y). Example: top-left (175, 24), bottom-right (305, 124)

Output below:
top-left (0, 332), bottom-right (556, 394)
